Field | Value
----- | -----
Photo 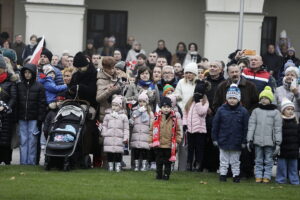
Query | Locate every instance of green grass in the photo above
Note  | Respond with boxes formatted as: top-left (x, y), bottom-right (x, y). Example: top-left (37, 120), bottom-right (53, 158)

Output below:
top-left (0, 165), bottom-right (299, 200)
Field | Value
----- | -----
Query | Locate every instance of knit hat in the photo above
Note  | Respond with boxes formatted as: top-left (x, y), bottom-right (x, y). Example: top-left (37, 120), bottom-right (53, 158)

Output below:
top-left (259, 86), bottom-right (274, 102)
top-left (226, 84), bottom-right (241, 101)
top-left (280, 30), bottom-right (287, 38)
top-left (285, 66), bottom-right (300, 77)
top-left (166, 94), bottom-right (177, 108)
top-left (163, 84), bottom-right (174, 96)
top-left (41, 48), bottom-right (53, 62)
top-left (73, 52), bottom-right (89, 68)
top-left (43, 64), bottom-right (55, 76)
top-left (284, 60), bottom-right (296, 71)
top-left (281, 97), bottom-right (295, 112)
top-left (184, 62), bottom-right (198, 75)
top-left (102, 56), bottom-right (116, 70)
top-left (0, 54), bottom-right (7, 69)
top-left (1, 48), bottom-right (17, 63)
top-left (112, 95), bottom-right (123, 107)
top-left (287, 47), bottom-right (296, 53)
top-left (160, 96), bottom-right (172, 108)
top-left (115, 61), bottom-right (126, 71)
top-left (138, 91), bottom-right (149, 104)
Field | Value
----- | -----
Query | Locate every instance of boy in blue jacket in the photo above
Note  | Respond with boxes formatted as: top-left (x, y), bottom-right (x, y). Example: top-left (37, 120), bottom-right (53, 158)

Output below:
top-left (212, 84), bottom-right (249, 183)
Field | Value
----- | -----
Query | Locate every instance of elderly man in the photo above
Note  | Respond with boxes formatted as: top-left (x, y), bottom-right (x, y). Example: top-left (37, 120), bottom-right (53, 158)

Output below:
top-left (242, 55), bottom-right (276, 93)
top-left (157, 65), bottom-right (179, 97)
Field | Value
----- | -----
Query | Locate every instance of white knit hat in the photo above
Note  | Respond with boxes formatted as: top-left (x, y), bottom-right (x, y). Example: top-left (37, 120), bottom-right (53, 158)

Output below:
top-left (138, 91), bottom-right (149, 104)
top-left (184, 62), bottom-right (198, 75)
top-left (112, 95), bottom-right (123, 107)
top-left (285, 66), bottom-right (300, 78)
top-left (281, 97), bottom-right (295, 112)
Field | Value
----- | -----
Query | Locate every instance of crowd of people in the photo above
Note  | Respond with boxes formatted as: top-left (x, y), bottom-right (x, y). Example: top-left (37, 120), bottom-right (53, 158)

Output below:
top-left (0, 31), bottom-right (299, 184)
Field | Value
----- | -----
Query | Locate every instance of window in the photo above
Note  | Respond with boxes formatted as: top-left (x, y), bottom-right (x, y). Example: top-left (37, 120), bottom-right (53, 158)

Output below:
top-left (260, 16), bottom-right (277, 55)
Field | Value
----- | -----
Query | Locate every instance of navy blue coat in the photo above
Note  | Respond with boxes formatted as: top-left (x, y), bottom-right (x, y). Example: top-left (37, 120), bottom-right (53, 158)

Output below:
top-left (212, 103), bottom-right (249, 151)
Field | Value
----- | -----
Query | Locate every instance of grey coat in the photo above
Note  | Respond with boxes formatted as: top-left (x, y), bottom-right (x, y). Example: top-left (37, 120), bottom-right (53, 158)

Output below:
top-left (247, 104), bottom-right (282, 147)
top-left (275, 85), bottom-right (300, 118)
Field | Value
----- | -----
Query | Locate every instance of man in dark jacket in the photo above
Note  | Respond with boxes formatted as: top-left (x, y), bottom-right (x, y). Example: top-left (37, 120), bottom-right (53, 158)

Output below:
top-left (262, 44), bottom-right (283, 81)
top-left (11, 34), bottom-right (26, 65)
top-left (17, 63), bottom-right (46, 165)
top-left (154, 40), bottom-right (172, 65)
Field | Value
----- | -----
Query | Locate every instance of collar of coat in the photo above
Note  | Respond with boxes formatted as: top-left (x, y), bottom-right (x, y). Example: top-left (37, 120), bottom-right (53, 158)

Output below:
top-left (225, 76), bottom-right (247, 87)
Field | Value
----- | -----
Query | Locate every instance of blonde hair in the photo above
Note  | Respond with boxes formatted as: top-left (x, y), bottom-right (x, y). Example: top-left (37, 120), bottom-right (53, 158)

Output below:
top-left (62, 67), bottom-right (75, 75)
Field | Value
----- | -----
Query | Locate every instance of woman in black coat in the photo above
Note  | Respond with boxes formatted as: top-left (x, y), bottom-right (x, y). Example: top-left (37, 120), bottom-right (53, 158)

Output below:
top-left (0, 55), bottom-right (17, 165)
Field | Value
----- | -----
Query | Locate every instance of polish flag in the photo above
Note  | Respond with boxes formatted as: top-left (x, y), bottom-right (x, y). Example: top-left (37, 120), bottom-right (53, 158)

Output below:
top-left (29, 36), bottom-right (45, 65)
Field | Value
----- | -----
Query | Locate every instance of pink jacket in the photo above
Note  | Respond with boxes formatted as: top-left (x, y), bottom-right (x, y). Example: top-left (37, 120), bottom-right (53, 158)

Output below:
top-left (102, 109), bottom-right (129, 153)
top-left (183, 101), bottom-right (209, 134)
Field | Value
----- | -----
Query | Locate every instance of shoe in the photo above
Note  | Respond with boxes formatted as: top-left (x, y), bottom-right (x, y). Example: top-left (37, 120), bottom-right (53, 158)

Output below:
top-left (219, 175), bottom-right (227, 182)
top-left (115, 162), bottom-right (121, 172)
top-left (162, 174), bottom-right (170, 180)
top-left (255, 178), bottom-right (262, 183)
top-left (156, 172), bottom-right (162, 180)
top-left (108, 162), bottom-right (114, 171)
top-left (186, 162), bottom-right (192, 171)
top-left (263, 178), bottom-right (270, 183)
top-left (134, 160), bottom-right (139, 171)
top-left (150, 162), bottom-right (156, 170)
top-left (141, 160), bottom-right (147, 171)
top-left (233, 176), bottom-right (240, 183)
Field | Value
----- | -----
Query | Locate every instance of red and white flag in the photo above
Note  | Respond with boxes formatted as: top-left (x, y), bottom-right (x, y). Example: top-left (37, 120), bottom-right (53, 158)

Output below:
top-left (29, 36), bottom-right (45, 65)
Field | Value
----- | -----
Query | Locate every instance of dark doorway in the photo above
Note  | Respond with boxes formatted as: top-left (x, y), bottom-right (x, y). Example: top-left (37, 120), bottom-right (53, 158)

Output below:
top-left (87, 9), bottom-right (128, 50)
top-left (260, 16), bottom-right (277, 55)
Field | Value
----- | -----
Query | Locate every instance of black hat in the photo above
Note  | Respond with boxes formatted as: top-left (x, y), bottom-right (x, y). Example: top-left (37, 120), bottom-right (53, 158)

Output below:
top-left (73, 51), bottom-right (89, 68)
top-left (160, 96), bottom-right (172, 108)
top-left (41, 48), bottom-right (53, 62)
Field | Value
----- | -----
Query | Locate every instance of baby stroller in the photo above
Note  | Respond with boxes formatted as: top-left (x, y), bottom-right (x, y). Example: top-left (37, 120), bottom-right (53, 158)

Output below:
top-left (44, 99), bottom-right (92, 171)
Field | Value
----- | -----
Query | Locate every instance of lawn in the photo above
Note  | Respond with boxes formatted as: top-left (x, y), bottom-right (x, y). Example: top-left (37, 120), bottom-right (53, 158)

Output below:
top-left (0, 165), bottom-right (299, 200)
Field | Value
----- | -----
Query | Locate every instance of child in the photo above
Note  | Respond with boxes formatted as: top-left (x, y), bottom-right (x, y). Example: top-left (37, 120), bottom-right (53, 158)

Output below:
top-left (17, 63), bottom-right (46, 165)
top-left (247, 86), bottom-right (282, 183)
top-left (39, 65), bottom-right (67, 108)
top-left (130, 92), bottom-right (154, 171)
top-left (276, 98), bottom-right (300, 185)
top-left (149, 96), bottom-right (181, 180)
top-left (162, 84), bottom-right (174, 97)
top-left (183, 80), bottom-right (209, 171)
top-left (212, 84), bottom-right (249, 183)
top-left (102, 95), bottom-right (129, 172)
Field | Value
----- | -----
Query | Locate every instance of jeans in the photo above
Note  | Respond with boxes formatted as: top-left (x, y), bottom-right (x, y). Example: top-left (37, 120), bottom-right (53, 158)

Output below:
top-left (19, 120), bottom-right (39, 165)
top-left (276, 158), bottom-right (299, 185)
top-left (254, 146), bottom-right (274, 179)
top-left (219, 149), bottom-right (241, 177)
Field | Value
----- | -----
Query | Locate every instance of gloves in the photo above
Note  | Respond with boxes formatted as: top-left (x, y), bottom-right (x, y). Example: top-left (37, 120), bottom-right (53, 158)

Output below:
top-left (193, 93), bottom-right (203, 103)
top-left (213, 141), bottom-right (218, 147)
top-left (241, 144), bottom-right (246, 149)
top-left (247, 141), bottom-right (253, 152)
top-left (183, 125), bottom-right (188, 133)
top-left (273, 145), bottom-right (280, 157)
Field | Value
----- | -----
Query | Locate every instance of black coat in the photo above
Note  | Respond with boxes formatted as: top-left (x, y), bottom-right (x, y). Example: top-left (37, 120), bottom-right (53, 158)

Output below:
top-left (154, 48), bottom-right (172, 65)
top-left (279, 118), bottom-right (300, 159)
top-left (17, 64), bottom-right (46, 121)
top-left (206, 75), bottom-right (225, 111)
top-left (262, 52), bottom-right (283, 80)
top-left (0, 73), bottom-right (17, 147)
top-left (68, 63), bottom-right (97, 107)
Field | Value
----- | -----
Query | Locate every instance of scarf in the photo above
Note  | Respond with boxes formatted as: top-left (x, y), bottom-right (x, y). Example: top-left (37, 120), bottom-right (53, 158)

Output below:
top-left (132, 106), bottom-right (149, 123)
top-left (138, 80), bottom-right (155, 90)
top-left (0, 72), bottom-right (8, 83)
top-left (151, 111), bottom-right (177, 162)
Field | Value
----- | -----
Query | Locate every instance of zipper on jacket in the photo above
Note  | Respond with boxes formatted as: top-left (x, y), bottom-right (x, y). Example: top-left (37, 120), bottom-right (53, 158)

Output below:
top-left (25, 82), bottom-right (29, 120)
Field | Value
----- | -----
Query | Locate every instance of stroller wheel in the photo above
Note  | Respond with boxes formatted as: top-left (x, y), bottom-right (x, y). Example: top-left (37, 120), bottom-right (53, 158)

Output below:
top-left (83, 155), bottom-right (92, 169)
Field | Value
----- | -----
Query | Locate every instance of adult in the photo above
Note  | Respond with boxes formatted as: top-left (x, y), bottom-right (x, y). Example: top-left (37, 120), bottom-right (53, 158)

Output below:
top-left (147, 52), bottom-right (158, 70)
top-left (126, 41), bottom-right (146, 62)
top-left (173, 62), bottom-right (184, 80)
top-left (62, 67), bottom-right (75, 85)
top-left (0, 55), bottom-right (17, 165)
top-left (237, 58), bottom-right (250, 72)
top-left (59, 53), bottom-right (69, 70)
top-left (131, 53), bottom-right (147, 76)
top-left (171, 42), bottom-right (187, 66)
top-left (92, 54), bottom-right (101, 69)
top-left (67, 56), bottom-right (74, 68)
top-left (152, 66), bottom-right (162, 84)
top-left (155, 56), bottom-right (168, 68)
top-left (125, 66), bottom-right (160, 111)
top-left (113, 49), bottom-right (122, 62)
top-left (262, 44), bottom-right (283, 80)
top-left (183, 43), bottom-right (202, 68)
top-left (154, 40), bottom-right (172, 65)
top-left (124, 36), bottom-right (135, 58)
top-left (11, 34), bottom-right (26, 65)
top-left (275, 66), bottom-right (300, 118)
top-left (51, 55), bottom-right (60, 67)
top-left (242, 55), bottom-right (275, 93)
top-left (284, 47), bottom-right (300, 67)
top-left (157, 65), bottom-right (178, 97)
top-left (99, 36), bottom-right (116, 57)
top-left (22, 34), bottom-right (37, 61)
top-left (83, 39), bottom-right (97, 59)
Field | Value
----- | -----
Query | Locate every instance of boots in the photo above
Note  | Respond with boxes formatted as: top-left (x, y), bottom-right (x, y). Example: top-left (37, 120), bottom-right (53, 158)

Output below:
top-left (115, 162), bottom-right (121, 172)
top-left (219, 175), bottom-right (227, 182)
top-left (186, 162), bottom-right (193, 171)
top-left (134, 160), bottom-right (139, 171)
top-left (141, 160), bottom-right (148, 171)
top-left (108, 162), bottom-right (114, 171)
top-left (233, 175), bottom-right (240, 183)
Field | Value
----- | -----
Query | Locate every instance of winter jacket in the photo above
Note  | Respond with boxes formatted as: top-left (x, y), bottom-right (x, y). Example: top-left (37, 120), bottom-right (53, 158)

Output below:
top-left (183, 101), bottom-right (209, 134)
top-left (22, 44), bottom-right (35, 61)
top-left (247, 104), bottom-right (282, 147)
top-left (39, 76), bottom-right (67, 104)
top-left (130, 106), bottom-right (154, 150)
top-left (11, 42), bottom-right (25, 65)
top-left (96, 68), bottom-right (120, 122)
top-left (262, 52), bottom-right (283, 80)
top-left (149, 113), bottom-right (181, 149)
top-left (53, 66), bottom-right (64, 86)
top-left (212, 103), bottom-right (249, 151)
top-left (17, 64), bottom-right (46, 121)
top-left (279, 118), bottom-right (300, 159)
top-left (68, 63), bottom-right (97, 107)
top-left (0, 73), bottom-right (17, 147)
top-left (101, 109), bottom-right (129, 153)
top-left (213, 76), bottom-right (258, 112)
top-left (206, 74), bottom-right (225, 111)
top-left (275, 85), bottom-right (300, 118)
top-left (126, 49), bottom-right (146, 62)
top-left (242, 67), bottom-right (275, 93)
top-left (174, 78), bottom-right (197, 111)
top-left (154, 48), bottom-right (172, 65)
